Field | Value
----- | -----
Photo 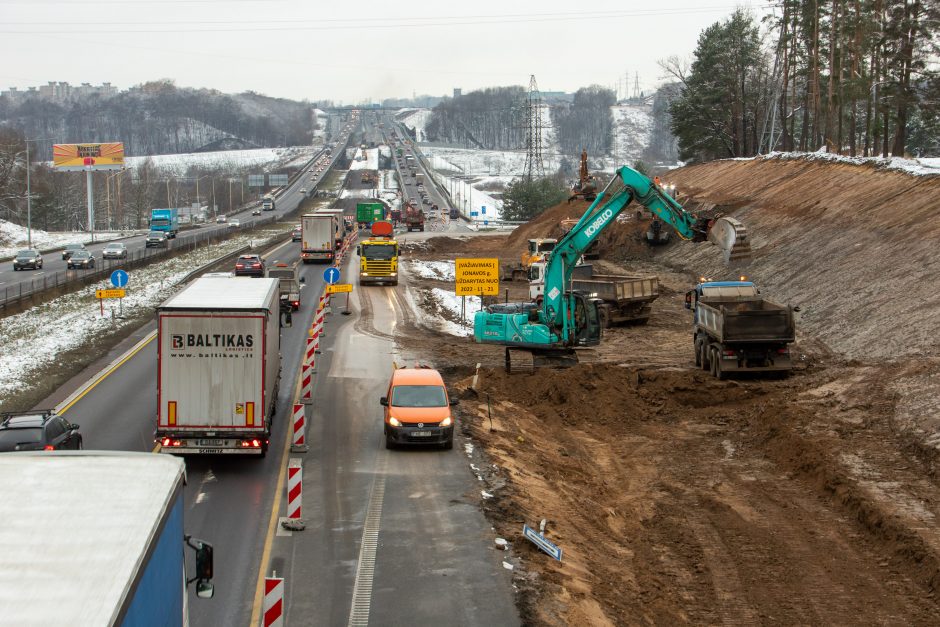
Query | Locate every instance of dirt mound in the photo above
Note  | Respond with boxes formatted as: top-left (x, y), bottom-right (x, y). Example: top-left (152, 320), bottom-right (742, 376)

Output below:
top-left (454, 362), bottom-right (940, 626)
top-left (506, 200), bottom-right (592, 247)
top-left (659, 155), bottom-right (940, 359)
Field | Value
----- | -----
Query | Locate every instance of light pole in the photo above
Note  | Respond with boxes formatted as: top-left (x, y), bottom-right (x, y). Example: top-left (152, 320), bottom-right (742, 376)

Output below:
top-left (23, 137), bottom-right (54, 250)
top-left (104, 169), bottom-right (126, 231)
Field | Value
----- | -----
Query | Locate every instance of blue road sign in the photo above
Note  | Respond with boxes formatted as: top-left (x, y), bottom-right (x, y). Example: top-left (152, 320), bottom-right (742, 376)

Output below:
top-left (484, 220), bottom-right (489, 226)
top-left (522, 524), bottom-right (563, 561)
top-left (323, 267), bottom-right (341, 284)
top-left (470, 211), bottom-right (479, 217)
top-left (110, 270), bottom-right (129, 288)
top-left (481, 206), bottom-right (487, 214)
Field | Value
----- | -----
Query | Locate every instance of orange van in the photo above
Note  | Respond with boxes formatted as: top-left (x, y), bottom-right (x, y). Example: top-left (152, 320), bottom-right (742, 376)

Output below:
top-left (380, 368), bottom-right (457, 449)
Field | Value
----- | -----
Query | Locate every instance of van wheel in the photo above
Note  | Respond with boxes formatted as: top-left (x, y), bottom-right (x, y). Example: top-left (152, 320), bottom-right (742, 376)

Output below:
top-left (385, 434), bottom-right (396, 450)
top-left (442, 438), bottom-right (453, 451)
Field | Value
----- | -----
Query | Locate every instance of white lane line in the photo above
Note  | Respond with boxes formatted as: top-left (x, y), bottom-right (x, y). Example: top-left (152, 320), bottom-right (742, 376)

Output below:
top-left (347, 454), bottom-right (388, 627)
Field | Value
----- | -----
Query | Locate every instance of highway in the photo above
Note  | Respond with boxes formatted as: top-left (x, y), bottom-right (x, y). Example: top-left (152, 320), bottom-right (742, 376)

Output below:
top-left (0, 136), bottom-right (348, 307)
top-left (35, 118), bottom-right (519, 624)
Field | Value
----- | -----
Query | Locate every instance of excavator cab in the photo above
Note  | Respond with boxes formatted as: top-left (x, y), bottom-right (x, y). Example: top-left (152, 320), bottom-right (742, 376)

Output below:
top-left (569, 292), bottom-right (603, 347)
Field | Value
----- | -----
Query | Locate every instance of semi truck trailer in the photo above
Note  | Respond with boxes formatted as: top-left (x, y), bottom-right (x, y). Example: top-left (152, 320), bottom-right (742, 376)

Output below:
top-left (301, 213), bottom-right (336, 263)
top-left (0, 452), bottom-right (215, 625)
top-left (155, 276), bottom-right (281, 455)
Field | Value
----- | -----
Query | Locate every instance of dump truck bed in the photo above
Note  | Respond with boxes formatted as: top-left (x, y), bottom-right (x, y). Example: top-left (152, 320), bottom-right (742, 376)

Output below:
top-left (697, 299), bottom-right (795, 343)
top-left (571, 274), bottom-right (659, 303)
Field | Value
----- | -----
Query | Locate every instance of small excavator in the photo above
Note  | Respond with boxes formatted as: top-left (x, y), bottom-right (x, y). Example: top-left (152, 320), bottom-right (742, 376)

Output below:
top-left (568, 149), bottom-right (597, 202)
top-left (474, 165), bottom-right (752, 371)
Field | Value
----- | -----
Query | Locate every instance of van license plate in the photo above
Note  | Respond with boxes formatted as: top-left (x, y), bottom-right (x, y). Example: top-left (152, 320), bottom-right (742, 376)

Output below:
top-left (411, 431), bottom-right (433, 437)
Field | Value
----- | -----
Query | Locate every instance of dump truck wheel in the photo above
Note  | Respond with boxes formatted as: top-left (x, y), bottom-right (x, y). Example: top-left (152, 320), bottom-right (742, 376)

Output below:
top-left (694, 340), bottom-right (702, 367)
top-left (700, 343), bottom-right (711, 371)
top-left (710, 348), bottom-right (720, 378)
top-left (715, 356), bottom-right (727, 380)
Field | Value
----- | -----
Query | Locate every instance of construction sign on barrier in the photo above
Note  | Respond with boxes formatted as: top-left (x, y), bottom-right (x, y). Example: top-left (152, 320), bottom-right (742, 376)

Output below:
top-left (455, 258), bottom-right (499, 296)
top-left (326, 283), bottom-right (353, 294)
top-left (95, 288), bottom-right (126, 299)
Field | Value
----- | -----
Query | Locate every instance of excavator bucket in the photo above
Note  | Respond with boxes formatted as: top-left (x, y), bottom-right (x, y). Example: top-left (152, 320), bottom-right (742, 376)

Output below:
top-left (708, 217), bottom-right (752, 265)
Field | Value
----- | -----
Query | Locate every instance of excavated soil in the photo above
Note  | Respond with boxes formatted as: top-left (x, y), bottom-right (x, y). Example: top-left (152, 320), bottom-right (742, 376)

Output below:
top-left (382, 156), bottom-right (940, 626)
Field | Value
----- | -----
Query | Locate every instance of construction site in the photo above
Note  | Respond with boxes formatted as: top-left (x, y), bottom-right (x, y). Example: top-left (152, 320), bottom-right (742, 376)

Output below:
top-left (385, 153), bottom-right (940, 625)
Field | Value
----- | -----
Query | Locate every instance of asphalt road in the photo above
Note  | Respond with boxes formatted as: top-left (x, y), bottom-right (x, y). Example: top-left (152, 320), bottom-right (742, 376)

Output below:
top-left (0, 136), bottom-right (348, 304)
top-left (40, 235), bottom-right (332, 626)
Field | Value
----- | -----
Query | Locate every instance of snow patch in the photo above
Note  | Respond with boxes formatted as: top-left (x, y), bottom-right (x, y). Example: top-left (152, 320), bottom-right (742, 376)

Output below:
top-left (0, 220), bottom-right (129, 257)
top-left (407, 260), bottom-right (455, 281)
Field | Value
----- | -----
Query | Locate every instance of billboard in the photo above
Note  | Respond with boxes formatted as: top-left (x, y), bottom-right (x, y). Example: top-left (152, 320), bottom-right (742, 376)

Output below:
top-left (268, 174), bottom-right (288, 187)
top-left (53, 143), bottom-right (124, 171)
top-left (247, 174), bottom-right (265, 187)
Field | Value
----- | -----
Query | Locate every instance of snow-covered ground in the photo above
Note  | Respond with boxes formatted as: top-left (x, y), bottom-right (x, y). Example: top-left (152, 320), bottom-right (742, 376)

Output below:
top-left (0, 220), bottom-right (131, 257)
top-left (606, 103), bottom-right (654, 169)
top-left (405, 285), bottom-right (473, 337)
top-left (423, 147), bottom-right (561, 177)
top-left (422, 158), bottom-right (503, 221)
top-left (398, 109), bottom-right (432, 142)
top-left (0, 227), bottom-right (286, 400)
top-left (348, 147), bottom-right (380, 171)
top-left (733, 151), bottom-right (940, 177)
top-left (407, 259), bottom-right (455, 281)
top-left (123, 146), bottom-right (318, 176)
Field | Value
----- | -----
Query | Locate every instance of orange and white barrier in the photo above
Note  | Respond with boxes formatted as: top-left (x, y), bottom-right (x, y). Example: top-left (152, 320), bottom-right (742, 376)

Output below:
top-left (301, 361), bottom-right (314, 404)
top-left (291, 403), bottom-right (308, 453)
top-left (263, 575), bottom-right (284, 627)
top-left (287, 459), bottom-right (302, 519)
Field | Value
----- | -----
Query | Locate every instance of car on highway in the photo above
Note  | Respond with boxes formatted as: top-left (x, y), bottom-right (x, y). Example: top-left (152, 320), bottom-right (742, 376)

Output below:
top-left (61, 242), bottom-right (86, 260)
top-left (0, 412), bottom-right (82, 452)
top-left (300, 187), bottom-right (307, 195)
top-left (252, 208), bottom-right (262, 216)
top-left (67, 250), bottom-right (96, 269)
top-left (229, 220), bottom-right (240, 227)
top-left (102, 242), bottom-right (128, 260)
top-left (234, 254), bottom-right (264, 277)
top-left (380, 367), bottom-right (457, 450)
top-left (12, 249), bottom-right (42, 271)
top-left (216, 215), bottom-right (227, 223)
top-left (146, 231), bottom-right (168, 248)
top-left (291, 227), bottom-right (302, 241)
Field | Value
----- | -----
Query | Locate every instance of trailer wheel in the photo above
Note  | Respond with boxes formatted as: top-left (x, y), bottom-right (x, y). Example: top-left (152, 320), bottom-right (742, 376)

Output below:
top-left (694, 339), bottom-right (702, 367)
top-left (700, 343), bottom-right (711, 371)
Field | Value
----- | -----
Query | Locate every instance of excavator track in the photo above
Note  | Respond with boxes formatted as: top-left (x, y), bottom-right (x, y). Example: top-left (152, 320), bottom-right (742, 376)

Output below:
top-left (708, 217), bottom-right (752, 264)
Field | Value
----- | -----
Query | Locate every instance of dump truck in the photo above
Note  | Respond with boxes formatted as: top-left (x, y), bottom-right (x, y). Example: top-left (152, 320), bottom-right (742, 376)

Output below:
top-left (0, 453), bottom-right (215, 625)
top-left (301, 213), bottom-right (336, 263)
top-left (356, 201), bottom-right (386, 228)
top-left (357, 221), bottom-right (399, 285)
top-left (404, 202), bottom-right (425, 232)
top-left (687, 281), bottom-right (796, 379)
top-left (155, 276), bottom-right (281, 455)
top-left (262, 194), bottom-right (276, 211)
top-left (267, 263), bottom-right (302, 310)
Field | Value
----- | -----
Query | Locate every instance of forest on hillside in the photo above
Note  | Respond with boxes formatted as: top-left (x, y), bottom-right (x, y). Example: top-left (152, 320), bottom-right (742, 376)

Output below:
top-left (0, 80), bottom-right (316, 160)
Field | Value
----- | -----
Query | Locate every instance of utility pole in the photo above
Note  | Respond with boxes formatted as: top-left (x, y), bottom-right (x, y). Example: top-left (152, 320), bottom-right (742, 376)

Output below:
top-left (25, 140), bottom-right (32, 249)
top-left (522, 74), bottom-right (546, 180)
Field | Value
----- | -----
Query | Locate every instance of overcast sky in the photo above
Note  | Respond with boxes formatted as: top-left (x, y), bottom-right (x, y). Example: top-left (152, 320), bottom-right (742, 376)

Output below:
top-left (1, 0), bottom-right (761, 103)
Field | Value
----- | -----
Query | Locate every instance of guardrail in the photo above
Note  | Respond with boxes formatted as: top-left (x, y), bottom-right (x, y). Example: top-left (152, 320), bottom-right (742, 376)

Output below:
top-left (1, 213), bottom-right (285, 312)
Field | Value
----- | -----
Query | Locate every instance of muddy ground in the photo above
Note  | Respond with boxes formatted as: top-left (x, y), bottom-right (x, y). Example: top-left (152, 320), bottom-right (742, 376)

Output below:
top-left (379, 156), bottom-right (940, 625)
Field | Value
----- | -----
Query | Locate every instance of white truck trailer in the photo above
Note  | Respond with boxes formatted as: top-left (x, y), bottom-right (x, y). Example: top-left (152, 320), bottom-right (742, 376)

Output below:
top-left (0, 452), bottom-right (215, 625)
top-left (301, 213), bottom-right (336, 264)
top-left (155, 276), bottom-right (281, 456)
top-left (316, 207), bottom-right (346, 248)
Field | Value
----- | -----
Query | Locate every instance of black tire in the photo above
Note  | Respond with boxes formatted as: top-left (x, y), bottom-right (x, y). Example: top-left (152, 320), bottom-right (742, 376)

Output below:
top-left (715, 351), bottom-right (727, 380)
top-left (12, 266), bottom-right (18, 272)
top-left (694, 339), bottom-right (702, 367)
top-left (598, 305), bottom-right (612, 329)
top-left (710, 348), bottom-right (720, 378)
top-left (77, 438), bottom-right (83, 450)
top-left (700, 343), bottom-right (710, 371)
top-left (259, 441), bottom-right (268, 458)
top-left (385, 433), bottom-right (396, 450)
top-left (442, 437), bottom-right (453, 450)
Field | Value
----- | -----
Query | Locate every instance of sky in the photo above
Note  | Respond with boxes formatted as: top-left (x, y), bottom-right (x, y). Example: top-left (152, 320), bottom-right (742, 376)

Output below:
top-left (0, 0), bottom-right (763, 104)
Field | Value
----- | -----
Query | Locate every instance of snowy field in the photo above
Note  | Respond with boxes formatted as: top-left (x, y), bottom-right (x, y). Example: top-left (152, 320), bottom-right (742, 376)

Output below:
top-left (423, 147), bottom-right (560, 177)
top-left (398, 109), bottom-right (432, 142)
top-left (606, 103), bottom-right (654, 168)
top-left (0, 220), bottom-right (132, 257)
top-left (407, 259), bottom-right (455, 281)
top-left (348, 147), bottom-right (380, 171)
top-left (123, 145), bottom-right (318, 176)
top-left (423, 160), bottom-right (503, 221)
top-left (0, 227), bottom-right (287, 401)
top-left (737, 151), bottom-right (940, 177)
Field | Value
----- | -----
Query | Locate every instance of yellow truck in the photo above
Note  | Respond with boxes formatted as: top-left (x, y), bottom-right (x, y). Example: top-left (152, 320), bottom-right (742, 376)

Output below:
top-left (357, 221), bottom-right (398, 286)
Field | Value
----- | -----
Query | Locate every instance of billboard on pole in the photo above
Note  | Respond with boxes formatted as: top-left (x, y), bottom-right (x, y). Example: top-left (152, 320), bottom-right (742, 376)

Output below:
top-left (247, 174), bottom-right (265, 187)
top-left (53, 143), bottom-right (124, 171)
top-left (268, 174), bottom-right (288, 187)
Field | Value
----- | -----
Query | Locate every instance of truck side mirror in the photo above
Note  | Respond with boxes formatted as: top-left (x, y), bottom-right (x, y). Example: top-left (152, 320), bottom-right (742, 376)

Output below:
top-left (185, 536), bottom-right (215, 599)
top-left (299, 276), bottom-right (306, 284)
top-left (356, 246), bottom-right (361, 255)
top-left (684, 292), bottom-right (692, 310)
top-left (380, 397), bottom-right (388, 406)
top-left (449, 398), bottom-right (459, 406)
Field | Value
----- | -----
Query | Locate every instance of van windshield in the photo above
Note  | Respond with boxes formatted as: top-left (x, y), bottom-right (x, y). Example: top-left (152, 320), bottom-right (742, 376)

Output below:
top-left (391, 385), bottom-right (447, 408)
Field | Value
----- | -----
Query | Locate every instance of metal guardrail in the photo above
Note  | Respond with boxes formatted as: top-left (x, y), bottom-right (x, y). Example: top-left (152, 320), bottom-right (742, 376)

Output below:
top-left (1, 214), bottom-right (285, 312)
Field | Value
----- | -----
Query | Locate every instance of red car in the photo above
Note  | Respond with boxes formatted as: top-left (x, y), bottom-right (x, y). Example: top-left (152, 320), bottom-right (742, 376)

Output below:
top-left (234, 254), bottom-right (265, 277)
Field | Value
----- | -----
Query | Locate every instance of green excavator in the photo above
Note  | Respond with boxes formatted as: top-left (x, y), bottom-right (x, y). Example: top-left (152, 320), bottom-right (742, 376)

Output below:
top-left (473, 165), bottom-right (752, 371)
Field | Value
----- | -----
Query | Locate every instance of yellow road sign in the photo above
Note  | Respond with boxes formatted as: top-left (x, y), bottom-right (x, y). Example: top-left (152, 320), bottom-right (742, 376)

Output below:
top-left (327, 283), bottom-right (353, 294)
top-left (455, 258), bottom-right (499, 296)
top-left (96, 288), bottom-right (126, 299)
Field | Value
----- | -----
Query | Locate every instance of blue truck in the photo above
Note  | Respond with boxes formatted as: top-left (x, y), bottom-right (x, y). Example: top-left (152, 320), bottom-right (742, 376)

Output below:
top-left (0, 452), bottom-right (215, 624)
top-left (150, 208), bottom-right (180, 238)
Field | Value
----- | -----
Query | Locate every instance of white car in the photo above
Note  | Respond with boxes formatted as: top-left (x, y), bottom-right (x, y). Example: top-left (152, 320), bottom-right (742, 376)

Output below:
top-left (300, 188), bottom-right (307, 194)
top-left (228, 219), bottom-right (240, 227)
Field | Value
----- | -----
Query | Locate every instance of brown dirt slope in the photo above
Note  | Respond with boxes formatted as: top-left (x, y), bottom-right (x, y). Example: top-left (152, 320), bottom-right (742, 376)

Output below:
top-left (662, 156), bottom-right (940, 360)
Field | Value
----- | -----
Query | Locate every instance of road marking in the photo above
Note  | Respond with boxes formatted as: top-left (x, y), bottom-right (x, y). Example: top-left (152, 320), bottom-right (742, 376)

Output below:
top-left (347, 454), bottom-right (388, 627)
top-left (57, 330), bottom-right (157, 416)
top-left (249, 345), bottom-right (309, 626)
